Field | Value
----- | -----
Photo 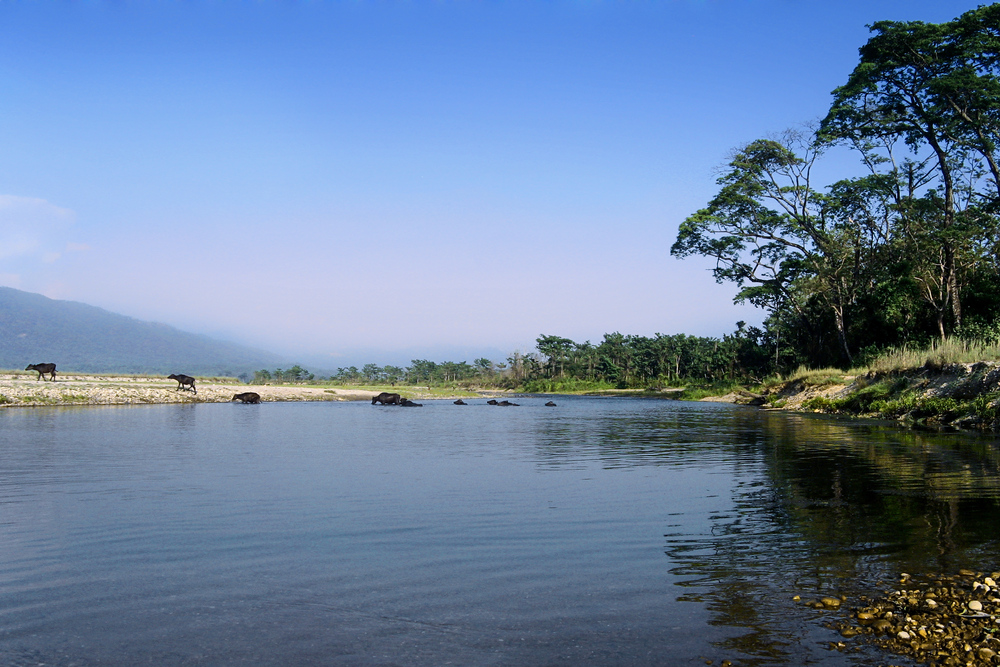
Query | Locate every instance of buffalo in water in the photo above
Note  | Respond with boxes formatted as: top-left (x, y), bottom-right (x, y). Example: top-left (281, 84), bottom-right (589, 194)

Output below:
top-left (453, 399), bottom-right (467, 405)
top-left (25, 363), bottom-right (57, 381)
top-left (545, 401), bottom-right (557, 407)
top-left (168, 374), bottom-right (197, 394)
top-left (232, 392), bottom-right (261, 404)
top-left (400, 399), bottom-right (423, 407)
top-left (372, 392), bottom-right (402, 405)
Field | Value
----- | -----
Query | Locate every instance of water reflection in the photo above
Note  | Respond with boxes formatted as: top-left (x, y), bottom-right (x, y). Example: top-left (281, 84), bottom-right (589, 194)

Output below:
top-left (531, 399), bottom-right (766, 469)
top-left (659, 408), bottom-right (1000, 665)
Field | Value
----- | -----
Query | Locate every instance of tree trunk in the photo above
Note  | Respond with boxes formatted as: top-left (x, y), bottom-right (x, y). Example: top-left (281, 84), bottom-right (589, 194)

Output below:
top-left (832, 305), bottom-right (853, 365)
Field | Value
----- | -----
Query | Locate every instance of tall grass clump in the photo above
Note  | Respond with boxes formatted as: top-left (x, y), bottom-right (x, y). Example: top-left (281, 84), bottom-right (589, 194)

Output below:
top-left (862, 337), bottom-right (1000, 374)
top-left (785, 366), bottom-right (852, 386)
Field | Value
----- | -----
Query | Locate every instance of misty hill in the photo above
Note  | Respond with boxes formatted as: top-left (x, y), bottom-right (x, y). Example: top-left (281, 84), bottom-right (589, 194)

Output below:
top-left (0, 287), bottom-right (286, 376)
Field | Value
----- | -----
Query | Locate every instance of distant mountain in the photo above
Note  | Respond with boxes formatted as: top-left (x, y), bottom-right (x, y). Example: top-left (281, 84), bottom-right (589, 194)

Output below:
top-left (0, 287), bottom-right (286, 376)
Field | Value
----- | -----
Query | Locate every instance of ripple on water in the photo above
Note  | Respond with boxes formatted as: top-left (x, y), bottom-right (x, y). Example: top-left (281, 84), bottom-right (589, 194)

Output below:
top-left (1, 399), bottom-right (999, 665)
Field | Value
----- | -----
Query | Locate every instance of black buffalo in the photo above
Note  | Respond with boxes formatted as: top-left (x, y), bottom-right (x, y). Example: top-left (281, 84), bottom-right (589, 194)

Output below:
top-left (372, 392), bottom-right (402, 405)
top-left (400, 399), bottom-right (423, 407)
top-left (545, 401), bottom-right (557, 407)
top-left (168, 374), bottom-right (197, 394)
top-left (486, 399), bottom-right (498, 405)
top-left (453, 399), bottom-right (467, 405)
top-left (232, 392), bottom-right (261, 404)
top-left (25, 363), bottom-right (57, 381)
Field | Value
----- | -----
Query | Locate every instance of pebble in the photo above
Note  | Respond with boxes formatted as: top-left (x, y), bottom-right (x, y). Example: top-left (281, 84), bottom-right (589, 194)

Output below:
top-left (843, 571), bottom-right (1000, 665)
top-left (872, 619), bottom-right (893, 632)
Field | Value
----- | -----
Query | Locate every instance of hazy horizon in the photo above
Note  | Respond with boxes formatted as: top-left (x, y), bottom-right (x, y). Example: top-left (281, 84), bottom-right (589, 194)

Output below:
top-left (0, 1), bottom-right (978, 360)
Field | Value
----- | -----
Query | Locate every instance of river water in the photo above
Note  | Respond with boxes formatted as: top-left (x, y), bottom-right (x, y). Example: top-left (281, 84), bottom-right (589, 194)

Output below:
top-left (1, 397), bottom-right (999, 666)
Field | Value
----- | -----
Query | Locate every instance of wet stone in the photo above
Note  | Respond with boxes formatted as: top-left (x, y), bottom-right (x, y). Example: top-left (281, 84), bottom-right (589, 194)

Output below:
top-left (844, 570), bottom-right (1000, 665)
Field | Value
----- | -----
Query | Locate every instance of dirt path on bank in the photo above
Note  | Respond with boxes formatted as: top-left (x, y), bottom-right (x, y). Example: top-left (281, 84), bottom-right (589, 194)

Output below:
top-left (0, 373), bottom-right (379, 407)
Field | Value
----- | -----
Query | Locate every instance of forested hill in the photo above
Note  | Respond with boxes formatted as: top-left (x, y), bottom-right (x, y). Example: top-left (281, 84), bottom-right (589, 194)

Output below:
top-left (0, 287), bottom-right (285, 376)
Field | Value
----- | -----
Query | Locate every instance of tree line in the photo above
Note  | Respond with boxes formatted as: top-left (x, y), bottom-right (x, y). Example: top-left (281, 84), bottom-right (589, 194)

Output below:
top-left (672, 5), bottom-right (1000, 370)
top-left (248, 328), bottom-right (773, 390)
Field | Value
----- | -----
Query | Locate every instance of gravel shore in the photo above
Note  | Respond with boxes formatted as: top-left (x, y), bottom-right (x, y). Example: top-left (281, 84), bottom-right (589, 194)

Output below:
top-left (0, 373), bottom-right (378, 407)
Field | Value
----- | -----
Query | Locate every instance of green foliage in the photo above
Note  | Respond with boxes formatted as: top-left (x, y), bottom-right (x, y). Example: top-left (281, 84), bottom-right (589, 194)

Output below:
top-left (250, 365), bottom-right (314, 384)
top-left (804, 377), bottom-right (913, 415)
top-left (802, 368), bottom-right (1000, 428)
top-left (673, 381), bottom-right (747, 401)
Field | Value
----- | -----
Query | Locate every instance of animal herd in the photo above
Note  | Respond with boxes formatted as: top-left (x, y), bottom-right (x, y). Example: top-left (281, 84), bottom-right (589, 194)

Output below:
top-left (21, 363), bottom-right (551, 408)
top-left (372, 392), bottom-right (555, 408)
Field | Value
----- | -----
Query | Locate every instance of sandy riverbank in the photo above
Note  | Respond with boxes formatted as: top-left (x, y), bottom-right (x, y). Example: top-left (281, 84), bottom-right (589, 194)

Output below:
top-left (0, 373), bottom-right (380, 407)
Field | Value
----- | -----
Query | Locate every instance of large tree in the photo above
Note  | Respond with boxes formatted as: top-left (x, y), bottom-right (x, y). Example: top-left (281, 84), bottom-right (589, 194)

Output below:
top-left (671, 130), bottom-right (885, 364)
top-left (820, 5), bottom-right (1000, 337)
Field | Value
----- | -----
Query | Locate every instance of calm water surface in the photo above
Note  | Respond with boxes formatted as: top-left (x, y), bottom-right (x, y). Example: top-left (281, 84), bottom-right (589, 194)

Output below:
top-left (1, 397), bottom-right (999, 666)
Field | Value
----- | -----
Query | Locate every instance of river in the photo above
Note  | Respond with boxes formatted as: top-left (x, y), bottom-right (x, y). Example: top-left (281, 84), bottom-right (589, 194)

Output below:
top-left (1, 397), bottom-right (998, 665)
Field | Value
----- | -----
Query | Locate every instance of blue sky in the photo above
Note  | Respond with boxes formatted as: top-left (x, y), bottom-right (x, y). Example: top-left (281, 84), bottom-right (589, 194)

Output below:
top-left (0, 1), bottom-right (983, 366)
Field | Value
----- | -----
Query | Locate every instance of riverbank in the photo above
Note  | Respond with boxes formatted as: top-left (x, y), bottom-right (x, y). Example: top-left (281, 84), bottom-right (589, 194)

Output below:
top-left (703, 361), bottom-right (1000, 432)
top-left (0, 373), bottom-right (381, 407)
top-left (0, 372), bottom-right (507, 408)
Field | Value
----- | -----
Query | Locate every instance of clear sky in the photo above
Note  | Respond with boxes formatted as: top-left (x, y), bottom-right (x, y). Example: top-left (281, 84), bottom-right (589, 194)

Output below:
top-left (0, 0), bottom-right (983, 366)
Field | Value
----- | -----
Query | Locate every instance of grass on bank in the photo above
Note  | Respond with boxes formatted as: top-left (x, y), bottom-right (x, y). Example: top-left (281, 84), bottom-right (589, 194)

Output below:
top-left (720, 338), bottom-right (1000, 428)
top-left (802, 380), bottom-right (1000, 427)
top-left (758, 337), bottom-right (1000, 390)
top-left (863, 337), bottom-right (1000, 374)
top-left (790, 339), bottom-right (1000, 427)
